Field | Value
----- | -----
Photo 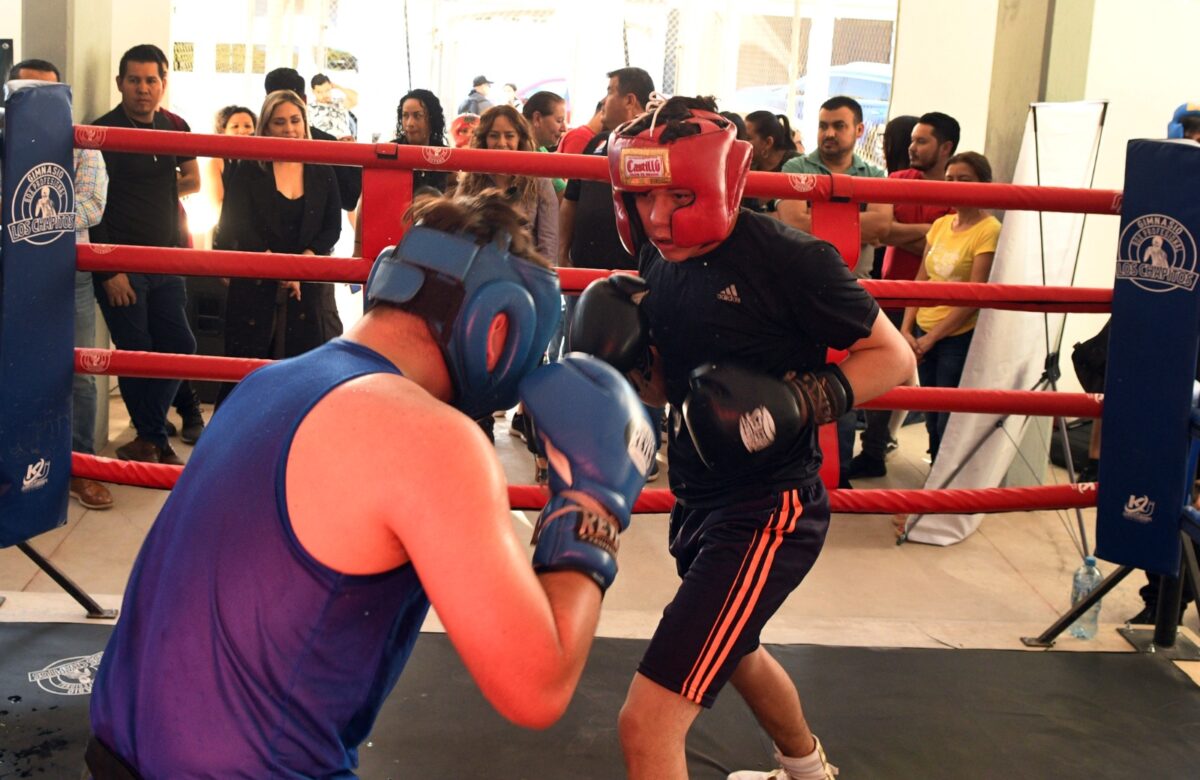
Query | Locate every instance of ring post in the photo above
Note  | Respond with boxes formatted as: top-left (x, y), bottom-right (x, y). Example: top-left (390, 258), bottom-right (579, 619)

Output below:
top-left (0, 81), bottom-right (76, 546)
top-left (0, 81), bottom-right (115, 618)
top-left (1095, 138), bottom-right (1200, 654)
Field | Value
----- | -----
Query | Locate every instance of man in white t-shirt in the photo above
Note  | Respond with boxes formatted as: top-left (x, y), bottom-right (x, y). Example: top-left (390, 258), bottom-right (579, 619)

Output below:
top-left (309, 73), bottom-right (358, 140)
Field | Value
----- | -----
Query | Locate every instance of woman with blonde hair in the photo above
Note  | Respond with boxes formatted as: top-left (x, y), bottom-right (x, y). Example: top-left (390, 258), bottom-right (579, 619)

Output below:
top-left (215, 90), bottom-right (343, 404)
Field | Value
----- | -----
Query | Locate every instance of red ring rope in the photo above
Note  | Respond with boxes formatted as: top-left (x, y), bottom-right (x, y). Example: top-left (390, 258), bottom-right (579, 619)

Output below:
top-left (68, 126), bottom-right (1113, 522)
top-left (73, 349), bottom-right (1103, 418)
top-left (71, 454), bottom-right (1096, 515)
top-left (77, 244), bottom-right (370, 282)
top-left (76, 126), bottom-right (1121, 214)
top-left (75, 246), bottom-right (1111, 314)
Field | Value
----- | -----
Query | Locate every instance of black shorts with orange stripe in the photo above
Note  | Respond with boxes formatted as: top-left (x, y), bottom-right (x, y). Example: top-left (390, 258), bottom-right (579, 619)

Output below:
top-left (637, 480), bottom-right (830, 708)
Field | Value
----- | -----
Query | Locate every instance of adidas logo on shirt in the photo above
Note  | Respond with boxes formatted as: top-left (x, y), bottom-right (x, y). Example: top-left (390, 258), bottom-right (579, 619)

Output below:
top-left (716, 284), bottom-right (741, 304)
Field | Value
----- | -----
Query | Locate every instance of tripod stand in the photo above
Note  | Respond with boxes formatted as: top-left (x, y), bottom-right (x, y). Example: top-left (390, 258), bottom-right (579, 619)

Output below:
top-left (898, 350), bottom-right (1092, 554)
top-left (898, 102), bottom-right (1107, 552)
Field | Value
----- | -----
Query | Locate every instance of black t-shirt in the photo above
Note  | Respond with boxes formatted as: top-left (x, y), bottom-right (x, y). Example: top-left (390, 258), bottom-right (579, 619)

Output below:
top-left (314, 125), bottom-right (363, 209)
top-left (639, 210), bottom-right (879, 506)
top-left (390, 136), bottom-right (449, 195)
top-left (563, 133), bottom-right (636, 270)
top-left (91, 107), bottom-right (193, 249)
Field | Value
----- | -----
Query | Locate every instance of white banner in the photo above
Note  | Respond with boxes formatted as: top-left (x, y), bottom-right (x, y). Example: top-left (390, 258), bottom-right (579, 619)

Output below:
top-left (905, 101), bottom-right (1107, 545)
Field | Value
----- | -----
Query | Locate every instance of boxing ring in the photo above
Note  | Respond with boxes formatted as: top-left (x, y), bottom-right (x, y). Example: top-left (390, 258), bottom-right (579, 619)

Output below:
top-left (3, 84), bottom-right (1200, 777)
top-left (59, 125), bottom-right (1200, 649)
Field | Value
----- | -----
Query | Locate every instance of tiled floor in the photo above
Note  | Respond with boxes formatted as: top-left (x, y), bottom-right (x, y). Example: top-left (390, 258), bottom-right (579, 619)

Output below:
top-left (3, 390), bottom-right (1198, 685)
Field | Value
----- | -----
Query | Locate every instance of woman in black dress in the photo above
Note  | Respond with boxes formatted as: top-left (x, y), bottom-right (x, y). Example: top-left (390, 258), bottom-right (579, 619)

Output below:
top-left (215, 89), bottom-right (342, 403)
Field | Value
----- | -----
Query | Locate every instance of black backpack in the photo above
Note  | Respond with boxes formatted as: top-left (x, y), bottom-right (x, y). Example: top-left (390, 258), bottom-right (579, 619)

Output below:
top-left (1071, 320), bottom-right (1110, 394)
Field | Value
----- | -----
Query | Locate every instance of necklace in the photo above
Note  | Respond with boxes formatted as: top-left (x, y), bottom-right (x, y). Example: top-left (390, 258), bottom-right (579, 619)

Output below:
top-left (123, 108), bottom-right (158, 163)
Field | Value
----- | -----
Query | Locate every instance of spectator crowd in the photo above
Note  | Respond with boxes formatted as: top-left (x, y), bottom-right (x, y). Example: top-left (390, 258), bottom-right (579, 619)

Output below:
top-left (21, 43), bottom-right (1000, 511)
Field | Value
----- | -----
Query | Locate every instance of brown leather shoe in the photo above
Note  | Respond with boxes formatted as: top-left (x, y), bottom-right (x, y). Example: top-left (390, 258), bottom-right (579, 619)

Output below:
top-left (115, 437), bottom-right (162, 464)
top-left (69, 478), bottom-right (114, 510)
top-left (157, 443), bottom-right (185, 467)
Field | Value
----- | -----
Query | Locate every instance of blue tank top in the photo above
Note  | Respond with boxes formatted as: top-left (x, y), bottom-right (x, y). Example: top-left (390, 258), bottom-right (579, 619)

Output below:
top-left (91, 339), bottom-right (431, 778)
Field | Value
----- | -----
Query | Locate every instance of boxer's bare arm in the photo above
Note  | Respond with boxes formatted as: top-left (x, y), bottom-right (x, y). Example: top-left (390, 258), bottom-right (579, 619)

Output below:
top-left (838, 309), bottom-right (916, 404)
top-left (286, 373), bottom-right (601, 729)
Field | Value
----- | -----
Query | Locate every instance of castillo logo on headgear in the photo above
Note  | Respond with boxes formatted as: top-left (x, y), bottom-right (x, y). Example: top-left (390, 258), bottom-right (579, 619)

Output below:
top-left (74, 125), bottom-right (107, 149)
top-left (421, 147), bottom-right (452, 166)
top-left (1116, 213), bottom-right (1198, 293)
top-left (620, 148), bottom-right (672, 186)
top-left (7, 163), bottom-right (75, 246)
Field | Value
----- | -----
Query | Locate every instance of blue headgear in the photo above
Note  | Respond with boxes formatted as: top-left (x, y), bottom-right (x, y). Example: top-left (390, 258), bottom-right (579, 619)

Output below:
top-left (1168, 102), bottom-right (1200, 139)
top-left (367, 225), bottom-right (562, 419)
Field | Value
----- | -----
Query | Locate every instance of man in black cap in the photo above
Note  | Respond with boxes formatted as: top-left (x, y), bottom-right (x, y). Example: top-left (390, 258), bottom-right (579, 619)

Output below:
top-left (458, 75), bottom-right (494, 115)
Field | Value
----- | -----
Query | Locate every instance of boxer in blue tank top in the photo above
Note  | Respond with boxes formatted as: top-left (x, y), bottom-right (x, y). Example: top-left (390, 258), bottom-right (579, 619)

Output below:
top-left (87, 192), bottom-right (656, 778)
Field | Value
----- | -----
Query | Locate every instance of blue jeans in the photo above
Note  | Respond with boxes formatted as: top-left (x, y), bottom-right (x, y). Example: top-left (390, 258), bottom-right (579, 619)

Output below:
top-left (94, 273), bottom-right (197, 448)
top-left (560, 294), bottom-right (578, 358)
top-left (915, 326), bottom-right (974, 463)
top-left (547, 296), bottom-right (568, 363)
top-left (73, 272), bottom-right (98, 455)
top-left (836, 409), bottom-right (857, 485)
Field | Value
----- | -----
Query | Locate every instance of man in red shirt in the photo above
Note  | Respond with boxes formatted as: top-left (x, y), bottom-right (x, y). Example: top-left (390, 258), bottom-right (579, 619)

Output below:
top-left (557, 98), bottom-right (606, 155)
top-left (849, 112), bottom-right (959, 478)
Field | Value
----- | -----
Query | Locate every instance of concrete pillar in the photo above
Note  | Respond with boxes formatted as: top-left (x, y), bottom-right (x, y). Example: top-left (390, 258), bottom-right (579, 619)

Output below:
top-left (1044, 0), bottom-right (1095, 102)
top-left (982, 0), bottom-right (1054, 185)
top-left (20, 0), bottom-right (116, 121)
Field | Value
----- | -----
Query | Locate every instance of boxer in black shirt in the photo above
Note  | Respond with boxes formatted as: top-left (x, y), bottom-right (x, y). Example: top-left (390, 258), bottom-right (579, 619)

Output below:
top-left (571, 97), bottom-right (913, 780)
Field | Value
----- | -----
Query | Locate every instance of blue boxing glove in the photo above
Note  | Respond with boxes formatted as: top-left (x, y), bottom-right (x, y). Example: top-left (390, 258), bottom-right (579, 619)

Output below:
top-left (518, 354), bottom-right (657, 591)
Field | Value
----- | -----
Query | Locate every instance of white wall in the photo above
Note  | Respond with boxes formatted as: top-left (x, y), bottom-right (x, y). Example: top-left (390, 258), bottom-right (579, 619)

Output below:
top-left (890, 0), bottom-right (998, 154)
top-left (1058, 0), bottom-right (1200, 389)
top-left (108, 0), bottom-right (170, 109)
top-left (0, 0), bottom-right (20, 64)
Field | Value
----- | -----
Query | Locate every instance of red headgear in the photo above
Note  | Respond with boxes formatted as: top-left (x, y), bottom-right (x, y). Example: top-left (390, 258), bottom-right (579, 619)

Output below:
top-left (608, 108), bottom-right (752, 255)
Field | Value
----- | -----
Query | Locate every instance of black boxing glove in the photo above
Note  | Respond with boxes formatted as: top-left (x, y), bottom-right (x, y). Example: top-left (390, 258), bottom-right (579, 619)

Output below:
top-left (568, 274), bottom-right (652, 375)
top-left (683, 363), bottom-right (854, 471)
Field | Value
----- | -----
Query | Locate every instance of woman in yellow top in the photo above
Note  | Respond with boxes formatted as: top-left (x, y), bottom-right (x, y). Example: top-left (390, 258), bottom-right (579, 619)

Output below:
top-left (901, 151), bottom-right (1001, 463)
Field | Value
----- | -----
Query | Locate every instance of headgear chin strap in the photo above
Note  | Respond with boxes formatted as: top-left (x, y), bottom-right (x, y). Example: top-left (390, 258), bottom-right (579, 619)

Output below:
top-left (367, 225), bottom-right (562, 419)
top-left (1169, 102), bottom-right (1200, 139)
top-left (608, 108), bottom-right (752, 255)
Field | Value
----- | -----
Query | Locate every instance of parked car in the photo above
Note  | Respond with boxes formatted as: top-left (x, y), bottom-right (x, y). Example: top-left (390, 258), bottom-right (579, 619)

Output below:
top-left (726, 61), bottom-right (893, 126)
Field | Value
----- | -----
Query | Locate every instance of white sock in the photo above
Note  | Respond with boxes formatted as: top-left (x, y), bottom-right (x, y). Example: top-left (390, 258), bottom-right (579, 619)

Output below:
top-left (774, 737), bottom-right (835, 779)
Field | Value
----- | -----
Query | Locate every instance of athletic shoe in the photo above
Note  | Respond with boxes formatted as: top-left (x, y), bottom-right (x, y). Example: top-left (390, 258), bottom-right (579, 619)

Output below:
top-left (69, 478), bottom-right (113, 510)
top-left (727, 737), bottom-right (838, 780)
top-left (847, 452), bottom-right (887, 479)
top-left (164, 420), bottom-right (178, 437)
top-left (1127, 605), bottom-right (1187, 625)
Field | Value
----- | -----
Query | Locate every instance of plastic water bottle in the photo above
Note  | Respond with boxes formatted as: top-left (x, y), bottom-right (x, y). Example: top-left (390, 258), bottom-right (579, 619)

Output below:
top-left (1068, 555), bottom-right (1103, 639)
